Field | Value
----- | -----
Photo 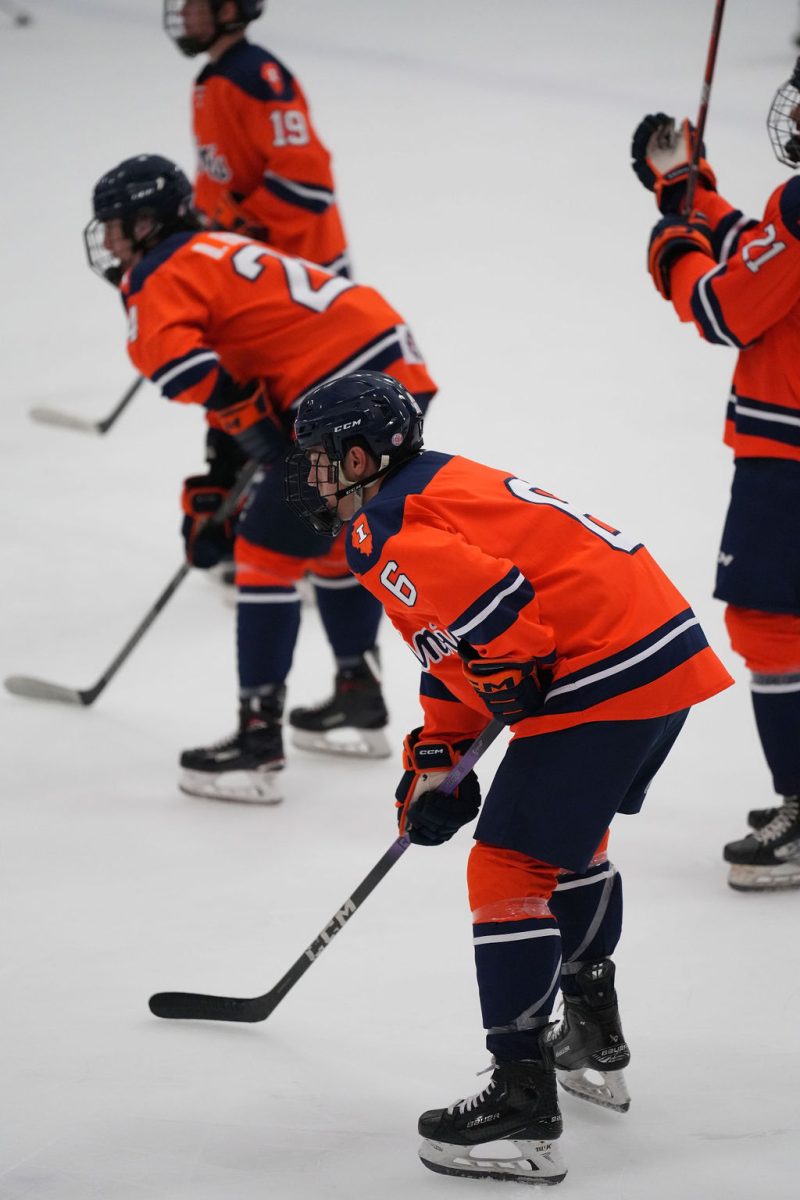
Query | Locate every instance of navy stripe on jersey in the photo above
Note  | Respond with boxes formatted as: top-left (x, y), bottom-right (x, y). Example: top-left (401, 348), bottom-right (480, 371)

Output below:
top-left (263, 170), bottom-right (334, 214)
top-left (197, 41), bottom-right (297, 103)
top-left (542, 608), bottom-right (708, 715)
top-left (419, 672), bottom-right (462, 703)
top-left (731, 393), bottom-right (800, 449)
top-left (126, 232), bottom-right (195, 300)
top-left (345, 451), bottom-right (454, 575)
top-left (294, 328), bottom-right (408, 405)
top-left (778, 174), bottom-right (800, 241)
top-left (152, 347), bottom-right (219, 400)
top-left (690, 264), bottom-right (748, 348)
top-left (448, 568), bottom-right (536, 648)
top-left (711, 209), bottom-right (757, 263)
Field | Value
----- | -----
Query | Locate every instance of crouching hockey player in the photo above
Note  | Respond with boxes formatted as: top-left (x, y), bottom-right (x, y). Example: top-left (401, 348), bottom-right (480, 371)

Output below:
top-left (632, 59), bottom-right (800, 890)
top-left (84, 157), bottom-right (436, 802)
top-left (285, 371), bottom-right (732, 1184)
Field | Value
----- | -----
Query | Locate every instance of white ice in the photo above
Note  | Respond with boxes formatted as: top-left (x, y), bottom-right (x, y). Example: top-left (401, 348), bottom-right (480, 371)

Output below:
top-left (1, 1), bottom-right (798, 1197)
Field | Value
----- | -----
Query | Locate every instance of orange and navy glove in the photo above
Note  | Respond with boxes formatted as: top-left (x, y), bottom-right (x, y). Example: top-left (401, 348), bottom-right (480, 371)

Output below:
top-left (648, 214), bottom-right (714, 300)
top-left (208, 190), bottom-right (270, 242)
top-left (394, 728), bottom-right (481, 846)
top-left (631, 114), bottom-right (717, 215)
top-left (459, 642), bottom-right (548, 725)
top-left (181, 472), bottom-right (240, 568)
top-left (206, 376), bottom-right (288, 464)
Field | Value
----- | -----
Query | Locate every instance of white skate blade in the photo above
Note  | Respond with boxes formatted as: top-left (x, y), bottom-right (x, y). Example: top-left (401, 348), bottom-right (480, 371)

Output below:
top-left (290, 726), bottom-right (391, 759)
top-left (728, 862), bottom-right (800, 892)
top-left (557, 1067), bottom-right (630, 1113)
top-left (178, 767), bottom-right (284, 805)
top-left (419, 1135), bottom-right (566, 1185)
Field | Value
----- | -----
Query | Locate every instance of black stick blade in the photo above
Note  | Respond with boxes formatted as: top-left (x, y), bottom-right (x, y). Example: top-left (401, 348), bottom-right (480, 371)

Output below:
top-left (4, 675), bottom-right (89, 705)
top-left (28, 406), bottom-right (105, 434)
top-left (148, 990), bottom-right (274, 1023)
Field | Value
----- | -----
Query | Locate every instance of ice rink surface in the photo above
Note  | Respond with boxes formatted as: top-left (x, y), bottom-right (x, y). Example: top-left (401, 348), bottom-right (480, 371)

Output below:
top-left (1, 1), bottom-right (798, 1196)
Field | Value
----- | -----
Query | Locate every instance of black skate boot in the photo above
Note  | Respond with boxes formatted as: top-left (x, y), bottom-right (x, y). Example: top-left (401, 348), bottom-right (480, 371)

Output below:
top-left (418, 1058), bottom-right (566, 1185)
top-left (178, 689), bottom-right (285, 804)
top-left (288, 650), bottom-right (390, 759)
top-left (724, 796), bottom-right (800, 891)
top-left (540, 959), bottom-right (631, 1113)
top-left (747, 803), bottom-right (786, 831)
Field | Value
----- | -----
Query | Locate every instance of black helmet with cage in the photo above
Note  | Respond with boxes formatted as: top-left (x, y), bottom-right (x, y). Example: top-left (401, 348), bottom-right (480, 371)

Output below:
top-left (84, 154), bottom-right (200, 284)
top-left (285, 371), bottom-right (425, 537)
top-left (164, 0), bottom-right (265, 57)
top-left (767, 56), bottom-right (800, 167)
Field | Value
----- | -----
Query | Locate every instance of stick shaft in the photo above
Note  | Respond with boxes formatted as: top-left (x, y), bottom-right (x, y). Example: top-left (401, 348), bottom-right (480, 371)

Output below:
top-left (684, 0), bottom-right (727, 213)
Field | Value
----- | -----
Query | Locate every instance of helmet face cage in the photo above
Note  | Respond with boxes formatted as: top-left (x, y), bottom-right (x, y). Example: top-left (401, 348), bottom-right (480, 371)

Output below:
top-left (284, 447), bottom-right (344, 537)
top-left (767, 58), bottom-right (800, 167)
top-left (163, 0), bottom-right (264, 57)
top-left (83, 217), bottom-right (124, 286)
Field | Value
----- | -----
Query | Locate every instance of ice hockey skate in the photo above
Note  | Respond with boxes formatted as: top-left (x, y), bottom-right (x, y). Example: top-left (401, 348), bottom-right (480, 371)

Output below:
top-left (541, 960), bottom-right (631, 1113)
top-left (289, 652), bottom-right (390, 759)
top-left (724, 797), bottom-right (800, 891)
top-left (417, 1059), bottom-right (566, 1185)
top-left (178, 692), bottom-right (285, 804)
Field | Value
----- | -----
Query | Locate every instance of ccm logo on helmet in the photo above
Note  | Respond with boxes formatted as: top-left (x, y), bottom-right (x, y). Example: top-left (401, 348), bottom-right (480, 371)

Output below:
top-left (334, 419), bottom-right (362, 432)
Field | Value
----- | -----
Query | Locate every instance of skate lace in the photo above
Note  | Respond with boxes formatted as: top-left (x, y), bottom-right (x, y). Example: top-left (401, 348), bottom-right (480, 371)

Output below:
top-left (447, 1064), bottom-right (496, 1115)
top-left (753, 799), bottom-right (800, 845)
top-left (204, 729), bottom-right (240, 753)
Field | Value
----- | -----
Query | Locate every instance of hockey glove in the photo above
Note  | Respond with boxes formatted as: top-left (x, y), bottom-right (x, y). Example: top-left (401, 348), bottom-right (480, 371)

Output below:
top-left (181, 472), bottom-right (241, 568)
top-left (395, 728), bottom-right (482, 846)
top-left (631, 114), bottom-right (717, 214)
top-left (207, 378), bottom-right (288, 464)
top-left (648, 214), bottom-right (713, 300)
top-left (459, 642), bottom-right (548, 725)
top-left (208, 190), bottom-right (270, 242)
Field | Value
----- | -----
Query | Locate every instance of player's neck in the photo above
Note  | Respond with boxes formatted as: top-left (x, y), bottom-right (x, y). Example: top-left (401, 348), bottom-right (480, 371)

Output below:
top-left (207, 31), bottom-right (245, 63)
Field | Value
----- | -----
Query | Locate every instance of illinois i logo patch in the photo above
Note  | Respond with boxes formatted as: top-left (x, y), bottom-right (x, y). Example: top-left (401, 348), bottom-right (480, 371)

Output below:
top-left (261, 62), bottom-right (285, 94)
top-left (351, 515), bottom-right (373, 556)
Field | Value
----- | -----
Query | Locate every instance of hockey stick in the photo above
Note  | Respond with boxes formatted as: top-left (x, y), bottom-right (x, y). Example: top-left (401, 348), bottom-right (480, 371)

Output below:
top-left (4, 459), bottom-right (261, 706)
top-left (149, 718), bottom-right (504, 1023)
top-left (684, 0), bottom-right (727, 214)
top-left (29, 375), bottom-right (144, 435)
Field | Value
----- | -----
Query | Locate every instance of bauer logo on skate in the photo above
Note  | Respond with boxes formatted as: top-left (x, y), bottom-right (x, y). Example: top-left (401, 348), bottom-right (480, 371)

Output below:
top-left (351, 516), bottom-right (373, 556)
top-left (304, 900), bottom-right (357, 961)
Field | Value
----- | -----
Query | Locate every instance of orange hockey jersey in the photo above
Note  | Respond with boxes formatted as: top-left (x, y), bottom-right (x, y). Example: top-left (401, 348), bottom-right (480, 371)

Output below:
top-left (345, 453), bottom-right (732, 741)
top-left (192, 40), bottom-right (348, 272)
top-left (119, 230), bottom-right (435, 417)
top-left (668, 177), bottom-right (800, 462)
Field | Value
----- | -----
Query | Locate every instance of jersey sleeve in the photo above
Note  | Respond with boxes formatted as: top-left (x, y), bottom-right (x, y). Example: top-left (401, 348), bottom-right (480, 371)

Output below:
top-left (228, 77), bottom-right (339, 244)
top-left (669, 177), bottom-right (800, 347)
top-left (123, 268), bottom-right (230, 408)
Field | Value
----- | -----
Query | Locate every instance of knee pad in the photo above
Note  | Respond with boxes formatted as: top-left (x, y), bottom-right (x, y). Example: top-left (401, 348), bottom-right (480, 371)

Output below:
top-left (725, 606), bottom-right (800, 673)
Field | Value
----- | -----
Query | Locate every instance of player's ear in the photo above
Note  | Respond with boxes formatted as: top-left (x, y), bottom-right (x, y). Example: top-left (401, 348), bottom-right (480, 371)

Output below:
top-left (345, 445), bottom-right (372, 480)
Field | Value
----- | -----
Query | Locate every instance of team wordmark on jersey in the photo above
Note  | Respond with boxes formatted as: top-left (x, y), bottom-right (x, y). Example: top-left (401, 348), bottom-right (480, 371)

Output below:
top-left (197, 144), bottom-right (232, 184)
top-left (409, 623), bottom-right (459, 670)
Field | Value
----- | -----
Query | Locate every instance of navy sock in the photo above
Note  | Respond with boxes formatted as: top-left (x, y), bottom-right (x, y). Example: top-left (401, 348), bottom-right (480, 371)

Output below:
top-left (549, 861), bottom-right (622, 997)
top-left (473, 915), bottom-right (562, 1059)
top-left (751, 681), bottom-right (800, 796)
top-left (237, 586), bottom-right (301, 693)
top-left (312, 575), bottom-right (382, 662)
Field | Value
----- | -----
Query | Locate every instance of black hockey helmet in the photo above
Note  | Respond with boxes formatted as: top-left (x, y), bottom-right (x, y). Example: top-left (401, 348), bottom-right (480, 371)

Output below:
top-left (84, 154), bottom-right (199, 284)
top-left (768, 56), bottom-right (800, 167)
top-left (164, 0), bottom-right (265, 57)
top-left (285, 371), bottom-right (424, 536)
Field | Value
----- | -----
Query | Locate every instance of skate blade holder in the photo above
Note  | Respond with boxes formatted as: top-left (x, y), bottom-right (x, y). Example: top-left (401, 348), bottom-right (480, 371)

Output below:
top-left (291, 726), bottom-right (391, 759)
top-left (557, 1066), bottom-right (631, 1113)
top-left (728, 862), bottom-right (800, 892)
top-left (419, 1136), bottom-right (567, 1184)
top-left (178, 768), bottom-right (284, 805)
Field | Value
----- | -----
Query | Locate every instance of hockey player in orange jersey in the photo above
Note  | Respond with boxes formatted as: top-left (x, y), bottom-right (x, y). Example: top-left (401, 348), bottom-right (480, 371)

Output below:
top-left (164, 0), bottom-right (349, 276)
top-left (285, 371), bottom-right (732, 1185)
top-left (632, 59), bottom-right (800, 892)
top-left (84, 156), bottom-right (436, 803)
